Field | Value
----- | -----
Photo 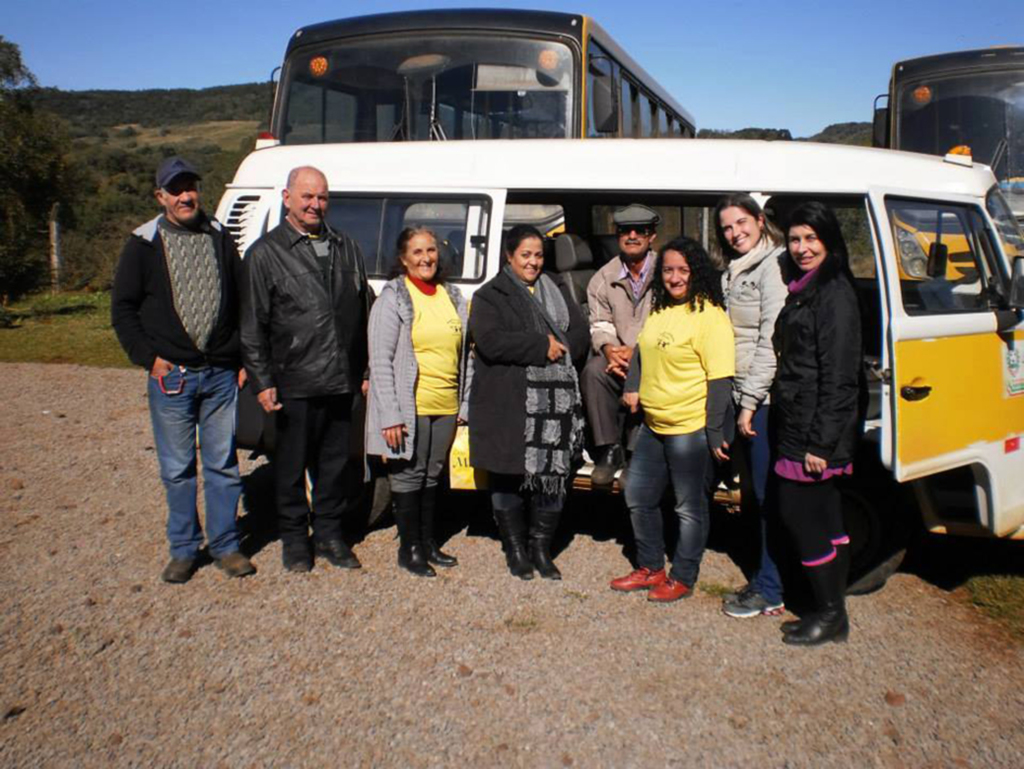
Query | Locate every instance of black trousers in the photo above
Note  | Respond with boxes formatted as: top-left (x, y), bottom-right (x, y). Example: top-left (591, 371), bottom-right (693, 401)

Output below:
top-left (777, 477), bottom-right (846, 565)
top-left (274, 394), bottom-right (355, 546)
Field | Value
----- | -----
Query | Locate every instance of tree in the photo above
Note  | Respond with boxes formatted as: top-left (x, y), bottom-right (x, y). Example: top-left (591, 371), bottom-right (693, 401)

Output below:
top-left (0, 36), bottom-right (72, 303)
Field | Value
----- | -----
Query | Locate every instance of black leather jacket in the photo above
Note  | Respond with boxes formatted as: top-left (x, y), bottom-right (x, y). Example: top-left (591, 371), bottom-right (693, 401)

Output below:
top-left (771, 257), bottom-right (863, 466)
top-left (240, 222), bottom-right (371, 399)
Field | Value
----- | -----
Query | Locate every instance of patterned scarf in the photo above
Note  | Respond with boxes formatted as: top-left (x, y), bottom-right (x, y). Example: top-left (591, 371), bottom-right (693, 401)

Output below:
top-left (502, 266), bottom-right (585, 495)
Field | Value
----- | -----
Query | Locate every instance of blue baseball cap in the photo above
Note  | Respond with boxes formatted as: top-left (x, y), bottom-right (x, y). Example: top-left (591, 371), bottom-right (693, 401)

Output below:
top-left (155, 156), bottom-right (201, 189)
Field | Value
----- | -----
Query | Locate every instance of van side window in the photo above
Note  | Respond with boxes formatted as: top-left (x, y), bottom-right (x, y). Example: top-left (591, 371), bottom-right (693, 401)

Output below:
top-left (885, 199), bottom-right (1002, 315)
top-left (321, 195), bottom-right (491, 281)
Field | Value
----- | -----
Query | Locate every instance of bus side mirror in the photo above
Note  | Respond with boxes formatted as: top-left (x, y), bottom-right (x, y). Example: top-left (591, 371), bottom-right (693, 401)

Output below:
top-left (589, 56), bottom-right (618, 134)
top-left (872, 94), bottom-right (889, 148)
top-left (1010, 257), bottom-right (1024, 308)
top-left (927, 243), bottom-right (948, 278)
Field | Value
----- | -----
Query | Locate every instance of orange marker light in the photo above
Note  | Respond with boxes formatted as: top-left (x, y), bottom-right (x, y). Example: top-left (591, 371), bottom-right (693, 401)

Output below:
top-left (538, 49), bottom-right (559, 71)
top-left (912, 85), bottom-right (932, 105)
top-left (948, 145), bottom-right (972, 156)
top-left (309, 56), bottom-right (328, 77)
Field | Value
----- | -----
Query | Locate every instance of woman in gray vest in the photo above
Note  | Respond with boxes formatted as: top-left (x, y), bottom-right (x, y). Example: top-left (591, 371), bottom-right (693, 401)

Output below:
top-left (366, 227), bottom-right (472, 577)
top-left (714, 194), bottom-right (789, 619)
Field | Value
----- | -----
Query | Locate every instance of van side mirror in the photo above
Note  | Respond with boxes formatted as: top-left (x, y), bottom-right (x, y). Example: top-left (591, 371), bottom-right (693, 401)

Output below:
top-left (927, 242), bottom-right (948, 278)
top-left (1010, 256), bottom-right (1024, 308)
top-left (872, 95), bottom-right (889, 148)
top-left (589, 56), bottom-right (618, 134)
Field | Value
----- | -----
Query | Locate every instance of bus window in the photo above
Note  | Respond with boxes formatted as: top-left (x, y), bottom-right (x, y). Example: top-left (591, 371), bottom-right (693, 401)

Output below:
top-left (658, 109), bottom-right (669, 138)
top-left (323, 195), bottom-right (491, 280)
top-left (620, 78), bottom-right (635, 138)
top-left (639, 93), bottom-right (653, 137)
top-left (587, 40), bottom-right (619, 137)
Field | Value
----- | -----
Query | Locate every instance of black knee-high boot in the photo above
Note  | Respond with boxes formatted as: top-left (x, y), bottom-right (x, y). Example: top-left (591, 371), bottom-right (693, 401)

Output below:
top-left (529, 506), bottom-right (562, 580)
top-left (782, 543), bottom-right (849, 635)
top-left (493, 502), bottom-right (534, 580)
top-left (392, 491), bottom-right (435, 578)
top-left (420, 486), bottom-right (457, 567)
top-left (783, 556), bottom-right (848, 646)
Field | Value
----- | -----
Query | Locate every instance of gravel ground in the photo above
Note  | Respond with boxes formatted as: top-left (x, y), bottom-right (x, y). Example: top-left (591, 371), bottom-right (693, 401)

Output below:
top-left (1, 362), bottom-right (1023, 768)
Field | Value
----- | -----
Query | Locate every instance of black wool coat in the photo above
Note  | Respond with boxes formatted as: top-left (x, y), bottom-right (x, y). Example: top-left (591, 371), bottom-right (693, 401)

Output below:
top-left (468, 270), bottom-right (590, 476)
top-left (771, 256), bottom-right (863, 466)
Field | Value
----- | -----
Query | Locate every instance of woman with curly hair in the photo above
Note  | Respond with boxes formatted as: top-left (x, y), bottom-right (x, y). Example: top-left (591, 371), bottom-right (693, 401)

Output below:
top-left (610, 237), bottom-right (735, 602)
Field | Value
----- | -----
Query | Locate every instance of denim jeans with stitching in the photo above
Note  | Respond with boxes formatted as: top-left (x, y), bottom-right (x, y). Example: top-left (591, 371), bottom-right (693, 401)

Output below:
top-left (624, 423), bottom-right (709, 586)
top-left (147, 365), bottom-right (242, 560)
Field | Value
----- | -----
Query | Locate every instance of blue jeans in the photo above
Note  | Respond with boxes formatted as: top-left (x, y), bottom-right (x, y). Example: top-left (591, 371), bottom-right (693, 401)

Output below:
top-left (743, 406), bottom-right (783, 604)
top-left (147, 365), bottom-right (242, 560)
top-left (624, 424), bottom-right (709, 586)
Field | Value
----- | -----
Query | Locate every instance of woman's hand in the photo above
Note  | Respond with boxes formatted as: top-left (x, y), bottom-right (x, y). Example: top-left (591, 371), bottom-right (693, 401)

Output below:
top-left (737, 408), bottom-right (756, 438)
top-left (712, 440), bottom-right (730, 463)
top-left (382, 424), bottom-right (408, 451)
top-left (546, 334), bottom-right (568, 362)
top-left (804, 452), bottom-right (827, 475)
top-left (622, 391), bottom-right (640, 414)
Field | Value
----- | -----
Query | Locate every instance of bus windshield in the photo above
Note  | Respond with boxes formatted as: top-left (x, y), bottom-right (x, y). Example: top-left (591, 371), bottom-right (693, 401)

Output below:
top-left (279, 34), bottom-right (574, 144)
top-left (896, 70), bottom-right (1024, 215)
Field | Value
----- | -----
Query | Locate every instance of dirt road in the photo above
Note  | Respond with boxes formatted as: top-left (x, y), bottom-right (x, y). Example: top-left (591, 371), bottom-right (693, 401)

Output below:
top-left (1, 363), bottom-right (1021, 767)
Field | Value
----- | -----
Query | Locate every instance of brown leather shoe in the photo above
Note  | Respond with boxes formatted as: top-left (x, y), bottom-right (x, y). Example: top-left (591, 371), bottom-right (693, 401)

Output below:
top-left (610, 567), bottom-right (666, 592)
top-left (215, 551), bottom-right (256, 579)
top-left (648, 578), bottom-right (692, 603)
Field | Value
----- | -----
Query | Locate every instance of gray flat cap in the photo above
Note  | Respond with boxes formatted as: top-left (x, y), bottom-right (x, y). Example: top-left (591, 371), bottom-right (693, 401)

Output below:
top-left (612, 203), bottom-right (660, 228)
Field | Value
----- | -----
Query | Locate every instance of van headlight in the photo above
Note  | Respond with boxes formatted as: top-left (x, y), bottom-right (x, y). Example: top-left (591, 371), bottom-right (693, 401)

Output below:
top-left (896, 228), bottom-right (928, 278)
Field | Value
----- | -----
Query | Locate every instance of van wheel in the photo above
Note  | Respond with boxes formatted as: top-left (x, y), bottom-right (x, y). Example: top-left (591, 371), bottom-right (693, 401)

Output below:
top-left (841, 484), bottom-right (910, 595)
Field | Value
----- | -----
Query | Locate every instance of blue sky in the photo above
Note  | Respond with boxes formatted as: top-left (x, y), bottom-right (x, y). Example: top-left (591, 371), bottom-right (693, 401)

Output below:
top-left (6, 0), bottom-right (1022, 137)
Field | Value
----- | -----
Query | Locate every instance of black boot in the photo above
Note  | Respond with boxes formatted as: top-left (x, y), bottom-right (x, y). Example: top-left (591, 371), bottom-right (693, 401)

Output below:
top-left (420, 486), bottom-right (457, 567)
top-left (783, 557), bottom-right (848, 646)
top-left (529, 505), bottom-right (562, 580)
top-left (493, 504), bottom-right (534, 580)
top-left (392, 491), bottom-right (436, 578)
top-left (591, 444), bottom-right (624, 488)
top-left (781, 544), bottom-right (849, 635)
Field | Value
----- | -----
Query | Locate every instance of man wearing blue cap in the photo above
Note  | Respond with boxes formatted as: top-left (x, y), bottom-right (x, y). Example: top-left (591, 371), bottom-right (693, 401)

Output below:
top-left (112, 156), bottom-right (255, 584)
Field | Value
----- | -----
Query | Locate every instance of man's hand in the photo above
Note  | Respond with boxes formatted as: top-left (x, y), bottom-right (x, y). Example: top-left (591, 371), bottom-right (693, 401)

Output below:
top-left (804, 452), bottom-right (827, 475)
top-left (737, 408), bottom-right (756, 438)
top-left (257, 387), bottom-right (283, 413)
top-left (361, 379), bottom-right (370, 398)
top-left (382, 424), bottom-right (408, 451)
top-left (603, 344), bottom-right (633, 379)
top-left (149, 355), bottom-right (174, 379)
top-left (712, 440), bottom-right (730, 463)
top-left (237, 368), bottom-right (248, 389)
top-left (546, 334), bottom-right (568, 362)
top-left (622, 391), bottom-right (640, 414)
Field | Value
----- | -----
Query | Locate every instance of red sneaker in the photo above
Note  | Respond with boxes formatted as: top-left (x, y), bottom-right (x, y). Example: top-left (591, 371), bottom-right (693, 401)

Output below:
top-left (648, 578), bottom-right (692, 603)
top-left (610, 567), bottom-right (667, 592)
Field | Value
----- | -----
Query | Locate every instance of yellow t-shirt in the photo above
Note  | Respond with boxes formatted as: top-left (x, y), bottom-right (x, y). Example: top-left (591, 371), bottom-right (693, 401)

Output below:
top-left (637, 302), bottom-right (735, 435)
top-left (407, 278), bottom-right (462, 415)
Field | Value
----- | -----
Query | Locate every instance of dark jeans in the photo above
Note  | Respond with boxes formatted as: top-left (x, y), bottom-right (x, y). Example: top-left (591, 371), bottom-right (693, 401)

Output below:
top-left (777, 476), bottom-right (847, 565)
top-left (624, 424), bottom-right (709, 586)
top-left (741, 406), bottom-right (784, 603)
top-left (274, 394), bottom-right (355, 546)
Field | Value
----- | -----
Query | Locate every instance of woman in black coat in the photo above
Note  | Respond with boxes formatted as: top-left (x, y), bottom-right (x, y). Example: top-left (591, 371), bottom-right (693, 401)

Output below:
top-left (468, 225), bottom-right (590, 580)
top-left (772, 201), bottom-right (862, 646)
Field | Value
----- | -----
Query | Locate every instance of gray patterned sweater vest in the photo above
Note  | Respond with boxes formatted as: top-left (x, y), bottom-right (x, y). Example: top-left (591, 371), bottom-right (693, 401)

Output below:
top-left (159, 219), bottom-right (221, 353)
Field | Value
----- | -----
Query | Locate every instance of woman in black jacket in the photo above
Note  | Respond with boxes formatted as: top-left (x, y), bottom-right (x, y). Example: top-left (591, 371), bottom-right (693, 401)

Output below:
top-left (468, 225), bottom-right (590, 580)
top-left (772, 202), bottom-right (862, 646)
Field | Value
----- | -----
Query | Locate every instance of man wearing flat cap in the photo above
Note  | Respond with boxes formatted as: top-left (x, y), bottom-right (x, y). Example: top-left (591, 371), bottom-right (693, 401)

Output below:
top-left (112, 156), bottom-right (255, 584)
top-left (583, 203), bottom-right (661, 487)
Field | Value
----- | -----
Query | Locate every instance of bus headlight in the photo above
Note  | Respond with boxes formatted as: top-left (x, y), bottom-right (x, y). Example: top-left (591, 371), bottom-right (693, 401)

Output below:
top-left (896, 227), bottom-right (928, 278)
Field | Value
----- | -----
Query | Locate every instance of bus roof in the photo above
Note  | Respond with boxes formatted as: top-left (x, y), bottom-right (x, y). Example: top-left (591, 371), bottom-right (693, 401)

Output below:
top-left (893, 46), bottom-right (1024, 80)
top-left (230, 139), bottom-right (997, 198)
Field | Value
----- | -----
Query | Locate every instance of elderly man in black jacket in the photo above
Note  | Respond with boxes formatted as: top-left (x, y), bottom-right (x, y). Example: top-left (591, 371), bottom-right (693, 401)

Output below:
top-left (240, 165), bottom-right (372, 573)
top-left (111, 156), bottom-right (255, 584)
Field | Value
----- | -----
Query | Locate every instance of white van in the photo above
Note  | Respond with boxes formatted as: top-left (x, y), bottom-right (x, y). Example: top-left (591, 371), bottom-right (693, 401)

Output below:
top-left (217, 138), bottom-right (1024, 591)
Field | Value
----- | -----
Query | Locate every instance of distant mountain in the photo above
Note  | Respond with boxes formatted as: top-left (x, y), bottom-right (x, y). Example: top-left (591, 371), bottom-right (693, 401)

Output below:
top-left (32, 83), bottom-right (270, 137)
top-left (697, 122), bottom-right (872, 146)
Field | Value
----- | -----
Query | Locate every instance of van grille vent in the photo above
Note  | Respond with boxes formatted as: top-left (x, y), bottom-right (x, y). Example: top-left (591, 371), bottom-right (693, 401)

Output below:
top-left (223, 195), bottom-right (262, 254)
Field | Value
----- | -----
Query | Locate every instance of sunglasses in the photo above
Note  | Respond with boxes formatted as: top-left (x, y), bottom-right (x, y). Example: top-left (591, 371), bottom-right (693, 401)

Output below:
top-left (617, 226), bottom-right (653, 237)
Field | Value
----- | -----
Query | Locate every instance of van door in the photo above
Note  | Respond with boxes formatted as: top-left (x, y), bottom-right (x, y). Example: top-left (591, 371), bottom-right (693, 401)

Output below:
top-left (870, 188), bottom-right (1024, 535)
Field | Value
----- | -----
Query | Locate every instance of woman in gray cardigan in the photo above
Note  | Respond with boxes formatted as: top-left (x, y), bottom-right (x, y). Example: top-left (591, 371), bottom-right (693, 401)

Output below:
top-left (714, 194), bottom-right (789, 618)
top-left (366, 227), bottom-right (472, 577)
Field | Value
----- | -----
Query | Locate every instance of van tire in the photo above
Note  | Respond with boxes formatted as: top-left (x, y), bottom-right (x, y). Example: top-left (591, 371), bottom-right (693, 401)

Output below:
top-left (841, 481), bottom-right (912, 595)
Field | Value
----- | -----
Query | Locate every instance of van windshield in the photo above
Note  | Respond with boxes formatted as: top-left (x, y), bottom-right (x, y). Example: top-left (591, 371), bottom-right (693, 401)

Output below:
top-left (279, 34), bottom-right (575, 143)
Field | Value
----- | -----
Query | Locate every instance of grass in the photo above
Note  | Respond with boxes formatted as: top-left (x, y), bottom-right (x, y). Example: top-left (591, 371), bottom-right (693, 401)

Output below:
top-left (76, 121), bottom-right (260, 152)
top-left (965, 575), bottom-right (1024, 641)
top-left (0, 291), bottom-right (131, 368)
top-left (698, 581), bottom-right (733, 598)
